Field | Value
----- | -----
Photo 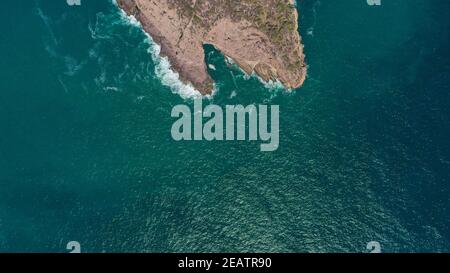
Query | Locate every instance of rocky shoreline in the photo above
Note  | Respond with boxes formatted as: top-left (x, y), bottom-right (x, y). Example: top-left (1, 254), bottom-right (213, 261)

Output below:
top-left (117, 0), bottom-right (307, 95)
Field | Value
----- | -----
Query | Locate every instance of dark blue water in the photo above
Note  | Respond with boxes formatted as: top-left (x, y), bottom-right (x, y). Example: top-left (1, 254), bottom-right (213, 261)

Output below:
top-left (0, 0), bottom-right (449, 252)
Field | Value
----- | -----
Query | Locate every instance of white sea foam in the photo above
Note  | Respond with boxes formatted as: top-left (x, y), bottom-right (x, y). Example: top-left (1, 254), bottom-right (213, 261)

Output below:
top-left (88, 14), bottom-right (112, 40)
top-left (58, 76), bottom-right (69, 93)
top-left (110, 0), bottom-right (119, 8)
top-left (113, 0), bottom-right (278, 97)
top-left (255, 75), bottom-right (286, 91)
top-left (124, 14), bottom-right (141, 28)
top-left (114, 3), bottom-right (204, 99)
top-left (37, 6), bottom-right (87, 77)
top-left (144, 33), bottom-right (203, 99)
top-left (307, 0), bottom-right (321, 37)
top-left (36, 7), bottom-right (58, 46)
top-left (104, 86), bottom-right (120, 92)
top-left (226, 56), bottom-right (286, 91)
top-left (63, 56), bottom-right (86, 77)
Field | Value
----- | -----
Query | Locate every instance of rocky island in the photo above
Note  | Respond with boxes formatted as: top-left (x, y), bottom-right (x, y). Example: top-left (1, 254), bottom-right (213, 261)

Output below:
top-left (117, 0), bottom-right (307, 95)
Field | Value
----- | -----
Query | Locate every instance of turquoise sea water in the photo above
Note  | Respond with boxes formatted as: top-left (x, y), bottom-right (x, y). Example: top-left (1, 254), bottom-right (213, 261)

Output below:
top-left (0, 0), bottom-right (449, 252)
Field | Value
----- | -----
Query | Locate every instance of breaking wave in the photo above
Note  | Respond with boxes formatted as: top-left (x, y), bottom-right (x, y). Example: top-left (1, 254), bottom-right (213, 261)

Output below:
top-left (113, 1), bottom-right (203, 99)
top-left (144, 33), bottom-right (203, 99)
top-left (225, 56), bottom-right (286, 91)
